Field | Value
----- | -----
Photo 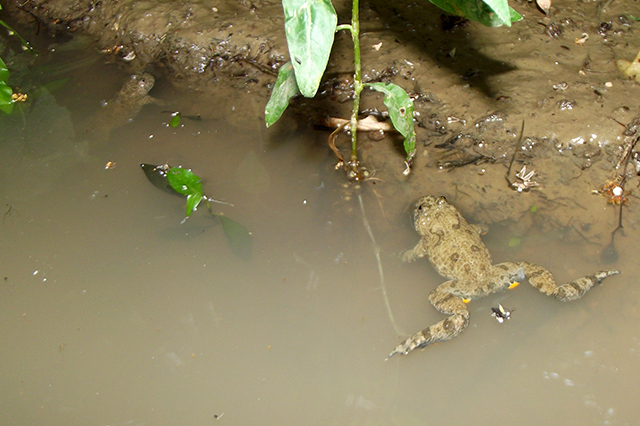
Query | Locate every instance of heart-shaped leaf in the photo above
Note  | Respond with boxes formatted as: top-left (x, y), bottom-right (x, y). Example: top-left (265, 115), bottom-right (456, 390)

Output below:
top-left (283, 0), bottom-right (337, 97)
top-left (216, 214), bottom-right (253, 260)
top-left (426, 0), bottom-right (522, 27)
top-left (265, 62), bottom-right (299, 127)
top-left (366, 82), bottom-right (416, 164)
top-left (166, 167), bottom-right (204, 218)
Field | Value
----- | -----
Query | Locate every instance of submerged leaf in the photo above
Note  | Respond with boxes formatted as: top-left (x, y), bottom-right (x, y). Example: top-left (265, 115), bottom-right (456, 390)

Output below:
top-left (236, 150), bottom-right (271, 195)
top-left (140, 163), bottom-right (180, 195)
top-left (366, 82), bottom-right (416, 164)
top-left (216, 214), bottom-right (253, 260)
top-left (141, 163), bottom-right (250, 257)
top-left (283, 0), bottom-right (337, 97)
top-left (265, 62), bottom-right (300, 127)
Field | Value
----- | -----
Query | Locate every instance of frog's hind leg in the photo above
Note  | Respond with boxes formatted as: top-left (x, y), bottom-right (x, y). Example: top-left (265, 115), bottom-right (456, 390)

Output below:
top-left (387, 285), bottom-right (469, 358)
top-left (520, 262), bottom-right (620, 302)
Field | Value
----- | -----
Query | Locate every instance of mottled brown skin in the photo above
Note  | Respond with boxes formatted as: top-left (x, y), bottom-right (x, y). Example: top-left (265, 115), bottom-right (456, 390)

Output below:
top-left (388, 195), bottom-right (620, 358)
top-left (91, 73), bottom-right (156, 141)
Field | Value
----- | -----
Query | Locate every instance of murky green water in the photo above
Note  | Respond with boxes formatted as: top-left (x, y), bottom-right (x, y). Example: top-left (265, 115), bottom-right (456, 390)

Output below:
top-left (2, 11), bottom-right (639, 426)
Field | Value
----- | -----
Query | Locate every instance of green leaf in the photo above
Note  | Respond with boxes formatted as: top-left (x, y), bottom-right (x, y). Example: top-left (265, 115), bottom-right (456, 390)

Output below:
top-left (166, 167), bottom-right (204, 218)
top-left (265, 62), bottom-right (299, 127)
top-left (0, 10), bottom-right (33, 52)
top-left (0, 81), bottom-right (13, 114)
top-left (283, 0), bottom-right (337, 97)
top-left (427, 0), bottom-right (522, 27)
top-left (185, 193), bottom-right (203, 218)
top-left (141, 164), bottom-right (206, 218)
top-left (217, 214), bottom-right (253, 260)
top-left (43, 77), bottom-right (71, 93)
top-left (508, 236), bottom-right (521, 248)
top-left (170, 113), bottom-right (181, 128)
top-left (166, 167), bottom-right (203, 196)
top-left (366, 82), bottom-right (416, 163)
top-left (0, 57), bottom-right (9, 84)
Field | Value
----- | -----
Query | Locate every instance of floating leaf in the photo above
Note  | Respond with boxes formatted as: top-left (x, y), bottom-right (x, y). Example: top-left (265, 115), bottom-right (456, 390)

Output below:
top-left (426, 0), bottom-right (522, 27)
top-left (165, 167), bottom-right (204, 218)
top-left (170, 113), bottom-right (181, 128)
top-left (185, 193), bottom-right (203, 218)
top-left (366, 82), bottom-right (416, 163)
top-left (283, 0), bottom-right (337, 97)
top-left (166, 167), bottom-right (203, 196)
top-left (215, 214), bottom-right (253, 260)
top-left (265, 62), bottom-right (299, 127)
top-left (141, 163), bottom-right (251, 258)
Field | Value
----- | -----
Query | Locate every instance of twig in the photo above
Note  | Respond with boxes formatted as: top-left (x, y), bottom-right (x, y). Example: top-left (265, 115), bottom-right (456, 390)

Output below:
top-left (504, 120), bottom-right (526, 188)
top-left (357, 192), bottom-right (403, 335)
top-left (328, 121), bottom-right (349, 167)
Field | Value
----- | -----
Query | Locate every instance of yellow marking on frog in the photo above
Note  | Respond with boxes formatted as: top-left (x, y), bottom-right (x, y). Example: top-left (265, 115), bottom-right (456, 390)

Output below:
top-left (508, 282), bottom-right (520, 290)
top-left (462, 298), bottom-right (471, 303)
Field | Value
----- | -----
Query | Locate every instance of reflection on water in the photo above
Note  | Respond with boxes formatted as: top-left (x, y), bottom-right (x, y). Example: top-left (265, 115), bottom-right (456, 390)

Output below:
top-left (1, 44), bottom-right (639, 426)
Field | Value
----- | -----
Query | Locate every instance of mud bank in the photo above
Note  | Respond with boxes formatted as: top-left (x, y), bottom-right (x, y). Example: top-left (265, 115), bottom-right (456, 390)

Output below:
top-left (4, 0), bottom-right (288, 92)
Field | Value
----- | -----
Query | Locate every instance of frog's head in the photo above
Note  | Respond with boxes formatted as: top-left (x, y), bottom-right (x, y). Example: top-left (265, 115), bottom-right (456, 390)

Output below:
top-left (125, 73), bottom-right (155, 95)
top-left (412, 195), bottom-right (448, 229)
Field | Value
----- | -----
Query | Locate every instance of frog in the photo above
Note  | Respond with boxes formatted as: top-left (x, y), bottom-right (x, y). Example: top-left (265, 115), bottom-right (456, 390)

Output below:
top-left (88, 72), bottom-right (158, 143)
top-left (387, 195), bottom-right (620, 358)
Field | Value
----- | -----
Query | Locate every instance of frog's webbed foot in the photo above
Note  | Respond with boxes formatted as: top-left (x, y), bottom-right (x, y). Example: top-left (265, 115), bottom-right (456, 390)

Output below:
top-left (521, 263), bottom-right (620, 302)
top-left (471, 223), bottom-right (489, 235)
top-left (387, 290), bottom-right (470, 359)
top-left (400, 240), bottom-right (428, 263)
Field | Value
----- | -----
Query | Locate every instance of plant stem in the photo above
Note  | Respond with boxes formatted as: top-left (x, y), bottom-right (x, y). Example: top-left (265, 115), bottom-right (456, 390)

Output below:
top-left (349, 0), bottom-right (362, 164)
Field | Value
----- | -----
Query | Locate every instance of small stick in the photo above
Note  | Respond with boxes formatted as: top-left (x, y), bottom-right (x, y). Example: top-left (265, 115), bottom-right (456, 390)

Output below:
top-left (328, 121), bottom-right (349, 167)
top-left (505, 120), bottom-right (526, 188)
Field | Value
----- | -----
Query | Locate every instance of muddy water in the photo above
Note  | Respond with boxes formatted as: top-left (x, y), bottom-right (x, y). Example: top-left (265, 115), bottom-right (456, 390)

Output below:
top-left (2, 14), bottom-right (640, 426)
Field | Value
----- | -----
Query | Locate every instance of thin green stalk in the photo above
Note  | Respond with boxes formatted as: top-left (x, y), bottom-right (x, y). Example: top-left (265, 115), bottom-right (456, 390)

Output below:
top-left (349, 0), bottom-right (362, 163)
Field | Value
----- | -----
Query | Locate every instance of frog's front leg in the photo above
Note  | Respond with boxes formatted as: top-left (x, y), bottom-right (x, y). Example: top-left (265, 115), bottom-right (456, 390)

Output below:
top-left (387, 283), bottom-right (470, 358)
top-left (400, 239), bottom-right (429, 263)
